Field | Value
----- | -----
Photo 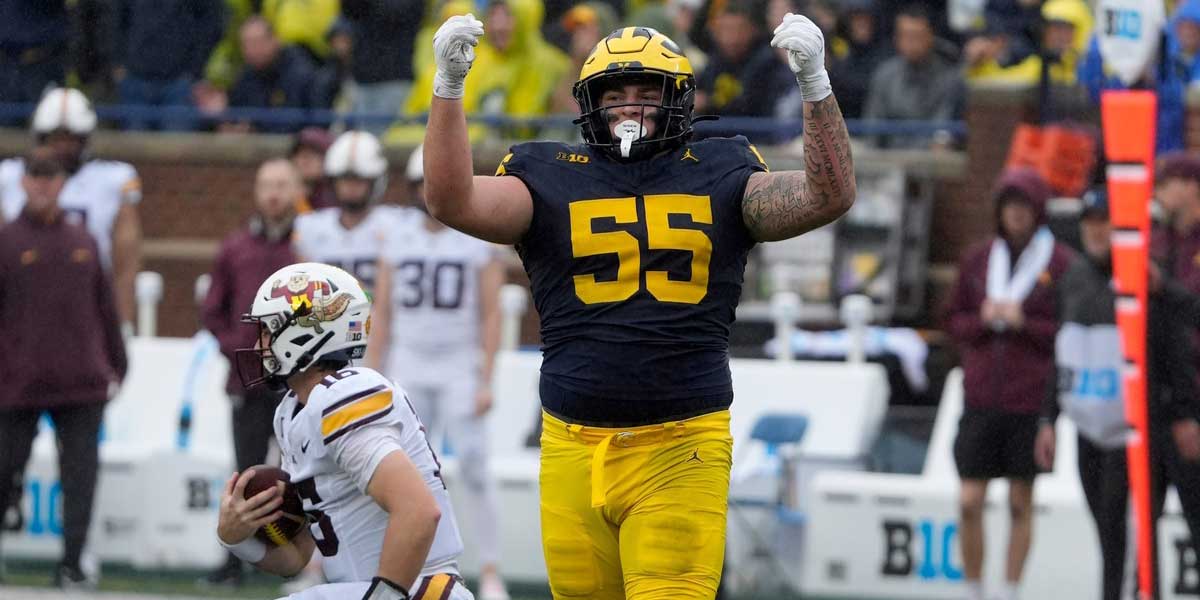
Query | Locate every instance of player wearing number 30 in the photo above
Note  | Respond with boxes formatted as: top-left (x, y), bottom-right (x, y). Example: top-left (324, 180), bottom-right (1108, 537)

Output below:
top-left (424, 14), bottom-right (855, 600)
top-left (217, 263), bottom-right (473, 600)
top-left (293, 130), bottom-right (411, 292)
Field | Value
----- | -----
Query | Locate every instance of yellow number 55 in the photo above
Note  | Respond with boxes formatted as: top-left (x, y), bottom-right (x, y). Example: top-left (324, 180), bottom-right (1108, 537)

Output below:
top-left (569, 194), bottom-right (713, 305)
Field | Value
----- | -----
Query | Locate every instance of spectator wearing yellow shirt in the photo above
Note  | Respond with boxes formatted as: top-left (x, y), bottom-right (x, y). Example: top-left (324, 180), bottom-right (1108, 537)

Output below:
top-left (964, 0), bottom-right (1092, 86)
top-left (260, 0), bottom-right (340, 61)
top-left (397, 0), bottom-right (569, 143)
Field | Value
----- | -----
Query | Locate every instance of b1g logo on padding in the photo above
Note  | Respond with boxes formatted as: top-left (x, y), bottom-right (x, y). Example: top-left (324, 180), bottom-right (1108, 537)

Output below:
top-left (880, 518), bottom-right (963, 581)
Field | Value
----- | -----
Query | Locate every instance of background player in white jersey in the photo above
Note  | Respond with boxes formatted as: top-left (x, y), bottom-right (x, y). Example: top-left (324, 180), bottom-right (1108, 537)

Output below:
top-left (217, 262), bottom-right (473, 600)
top-left (365, 146), bottom-right (509, 600)
top-left (293, 130), bottom-right (410, 292)
top-left (0, 88), bottom-right (142, 334)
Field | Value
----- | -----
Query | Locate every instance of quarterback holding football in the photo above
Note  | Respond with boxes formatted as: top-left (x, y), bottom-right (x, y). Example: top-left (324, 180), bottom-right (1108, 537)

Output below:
top-left (215, 263), bottom-right (473, 600)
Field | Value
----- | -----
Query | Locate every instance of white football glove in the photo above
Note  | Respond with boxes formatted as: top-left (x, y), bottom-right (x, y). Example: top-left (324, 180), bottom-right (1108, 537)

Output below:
top-left (771, 13), bottom-right (832, 102)
top-left (432, 14), bottom-right (484, 100)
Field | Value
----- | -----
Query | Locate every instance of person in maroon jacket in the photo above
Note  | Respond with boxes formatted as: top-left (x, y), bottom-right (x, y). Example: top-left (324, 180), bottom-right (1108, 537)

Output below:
top-left (945, 166), bottom-right (1074, 600)
top-left (0, 146), bottom-right (127, 589)
top-left (199, 157), bottom-right (299, 586)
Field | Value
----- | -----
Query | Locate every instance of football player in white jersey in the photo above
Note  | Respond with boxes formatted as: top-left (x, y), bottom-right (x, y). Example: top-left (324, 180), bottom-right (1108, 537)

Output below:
top-left (293, 130), bottom-right (411, 293)
top-left (364, 145), bottom-right (509, 600)
top-left (217, 263), bottom-right (473, 600)
top-left (0, 88), bottom-right (142, 333)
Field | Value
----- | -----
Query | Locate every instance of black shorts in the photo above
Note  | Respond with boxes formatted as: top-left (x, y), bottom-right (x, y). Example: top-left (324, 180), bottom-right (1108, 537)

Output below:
top-left (953, 408), bottom-right (1041, 480)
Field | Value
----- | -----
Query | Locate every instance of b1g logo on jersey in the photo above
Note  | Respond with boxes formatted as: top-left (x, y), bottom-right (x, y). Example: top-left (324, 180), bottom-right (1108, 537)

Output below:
top-left (555, 152), bottom-right (590, 164)
top-left (880, 518), bottom-right (963, 581)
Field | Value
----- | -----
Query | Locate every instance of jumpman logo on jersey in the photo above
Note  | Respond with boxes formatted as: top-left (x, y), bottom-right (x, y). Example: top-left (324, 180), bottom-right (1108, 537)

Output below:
top-left (687, 449), bottom-right (703, 463)
top-left (681, 148), bottom-right (699, 163)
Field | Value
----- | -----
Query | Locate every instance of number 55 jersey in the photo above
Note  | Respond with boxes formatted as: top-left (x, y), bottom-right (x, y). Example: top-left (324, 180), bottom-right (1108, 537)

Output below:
top-left (273, 367), bottom-right (463, 583)
top-left (496, 136), bottom-right (769, 426)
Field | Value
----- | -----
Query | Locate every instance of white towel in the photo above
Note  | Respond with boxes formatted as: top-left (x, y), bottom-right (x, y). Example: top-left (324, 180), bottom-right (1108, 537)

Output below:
top-left (986, 227), bottom-right (1054, 303)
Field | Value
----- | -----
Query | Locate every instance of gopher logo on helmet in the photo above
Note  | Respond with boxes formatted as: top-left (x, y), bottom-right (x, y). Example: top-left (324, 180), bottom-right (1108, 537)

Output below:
top-left (269, 272), bottom-right (352, 333)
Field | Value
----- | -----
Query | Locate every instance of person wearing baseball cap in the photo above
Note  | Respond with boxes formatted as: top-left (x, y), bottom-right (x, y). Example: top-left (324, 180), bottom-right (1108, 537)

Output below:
top-left (0, 145), bottom-right (127, 589)
top-left (1042, 182), bottom-right (1200, 600)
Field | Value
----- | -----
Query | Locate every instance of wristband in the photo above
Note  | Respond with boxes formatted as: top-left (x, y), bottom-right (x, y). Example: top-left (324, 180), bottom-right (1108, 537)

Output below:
top-left (219, 535), bottom-right (267, 563)
top-left (363, 576), bottom-right (411, 599)
top-left (796, 69), bottom-right (832, 103)
top-left (433, 70), bottom-right (465, 100)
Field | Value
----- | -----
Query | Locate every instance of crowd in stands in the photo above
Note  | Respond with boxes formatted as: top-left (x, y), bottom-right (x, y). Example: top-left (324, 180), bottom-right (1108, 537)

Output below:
top-left (3, 0), bottom-right (1200, 148)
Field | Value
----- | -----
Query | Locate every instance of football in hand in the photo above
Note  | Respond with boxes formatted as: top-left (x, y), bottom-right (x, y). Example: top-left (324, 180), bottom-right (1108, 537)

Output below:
top-left (242, 465), bottom-right (307, 546)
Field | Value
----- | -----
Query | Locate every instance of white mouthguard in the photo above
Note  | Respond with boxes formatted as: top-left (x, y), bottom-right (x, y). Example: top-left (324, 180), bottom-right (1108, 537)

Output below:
top-left (614, 120), bottom-right (646, 158)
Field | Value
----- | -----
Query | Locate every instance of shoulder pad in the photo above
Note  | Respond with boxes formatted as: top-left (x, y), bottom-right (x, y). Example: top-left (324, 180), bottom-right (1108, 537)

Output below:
top-left (82, 161), bottom-right (141, 203)
top-left (691, 135), bottom-right (770, 173)
top-left (310, 368), bottom-right (397, 445)
top-left (0, 158), bottom-right (23, 178)
top-left (495, 141), bottom-right (584, 177)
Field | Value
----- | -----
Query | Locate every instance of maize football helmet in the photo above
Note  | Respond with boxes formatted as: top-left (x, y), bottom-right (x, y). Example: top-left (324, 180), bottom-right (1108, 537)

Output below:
top-left (572, 27), bottom-right (696, 161)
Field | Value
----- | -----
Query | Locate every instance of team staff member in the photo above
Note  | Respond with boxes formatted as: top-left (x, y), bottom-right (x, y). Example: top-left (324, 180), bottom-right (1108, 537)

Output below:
top-left (945, 167), bottom-right (1075, 600)
top-left (0, 88), bottom-right (142, 335)
top-left (1145, 151), bottom-right (1200, 600)
top-left (200, 157), bottom-right (301, 586)
top-left (423, 14), bottom-right (854, 599)
top-left (0, 146), bottom-right (127, 589)
top-left (1036, 187), bottom-right (1200, 600)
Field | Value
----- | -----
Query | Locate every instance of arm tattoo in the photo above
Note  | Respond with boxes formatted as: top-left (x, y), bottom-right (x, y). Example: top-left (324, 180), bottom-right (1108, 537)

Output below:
top-left (742, 95), bottom-right (856, 242)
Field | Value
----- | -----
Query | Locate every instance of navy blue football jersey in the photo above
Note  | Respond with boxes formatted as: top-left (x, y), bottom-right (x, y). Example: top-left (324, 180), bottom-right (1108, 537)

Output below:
top-left (499, 136), bottom-right (768, 426)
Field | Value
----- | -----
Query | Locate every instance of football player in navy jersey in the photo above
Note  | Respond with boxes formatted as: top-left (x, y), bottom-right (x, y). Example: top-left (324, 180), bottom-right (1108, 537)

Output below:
top-left (422, 15), bottom-right (855, 599)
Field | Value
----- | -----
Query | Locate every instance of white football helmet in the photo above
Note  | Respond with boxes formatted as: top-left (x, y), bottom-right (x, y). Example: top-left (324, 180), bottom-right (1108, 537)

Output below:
top-left (32, 88), bottom-right (97, 136)
top-left (325, 130), bottom-right (389, 205)
top-left (236, 263), bottom-right (373, 388)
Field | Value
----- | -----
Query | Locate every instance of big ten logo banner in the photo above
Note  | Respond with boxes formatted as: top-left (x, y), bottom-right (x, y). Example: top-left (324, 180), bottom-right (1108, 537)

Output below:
top-left (1095, 0), bottom-right (1166, 85)
top-left (880, 518), bottom-right (964, 581)
top-left (4, 478), bottom-right (63, 536)
top-left (3, 475), bottom-right (224, 538)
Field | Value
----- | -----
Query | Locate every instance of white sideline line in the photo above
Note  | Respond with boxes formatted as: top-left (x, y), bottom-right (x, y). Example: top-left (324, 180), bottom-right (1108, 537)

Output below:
top-left (0, 587), bottom-right (246, 600)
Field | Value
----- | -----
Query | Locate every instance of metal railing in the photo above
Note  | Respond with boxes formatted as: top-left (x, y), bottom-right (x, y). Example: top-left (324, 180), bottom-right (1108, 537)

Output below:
top-left (0, 102), bottom-right (968, 140)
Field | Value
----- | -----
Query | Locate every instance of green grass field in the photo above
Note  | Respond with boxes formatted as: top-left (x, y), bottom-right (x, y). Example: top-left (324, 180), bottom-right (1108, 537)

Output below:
top-left (3, 560), bottom-right (860, 599)
top-left (2, 560), bottom-right (551, 599)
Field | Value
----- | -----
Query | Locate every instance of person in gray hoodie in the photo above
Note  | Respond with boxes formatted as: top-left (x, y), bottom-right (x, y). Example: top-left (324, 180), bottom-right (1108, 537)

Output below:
top-left (1036, 186), bottom-right (1200, 600)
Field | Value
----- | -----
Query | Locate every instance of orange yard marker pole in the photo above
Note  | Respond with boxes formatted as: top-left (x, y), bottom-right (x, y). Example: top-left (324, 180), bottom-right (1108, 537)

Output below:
top-left (1101, 90), bottom-right (1155, 599)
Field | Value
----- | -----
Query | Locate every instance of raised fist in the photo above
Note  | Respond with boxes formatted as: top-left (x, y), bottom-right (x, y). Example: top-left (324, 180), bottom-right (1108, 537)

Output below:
top-left (433, 14), bottom-right (485, 99)
top-left (770, 13), bottom-right (831, 102)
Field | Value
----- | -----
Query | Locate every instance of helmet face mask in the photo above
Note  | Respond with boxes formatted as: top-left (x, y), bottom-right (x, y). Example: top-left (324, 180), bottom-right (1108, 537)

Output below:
top-left (572, 28), bottom-right (696, 162)
top-left (332, 176), bottom-right (374, 214)
top-left (235, 313), bottom-right (289, 389)
top-left (236, 263), bottom-right (372, 389)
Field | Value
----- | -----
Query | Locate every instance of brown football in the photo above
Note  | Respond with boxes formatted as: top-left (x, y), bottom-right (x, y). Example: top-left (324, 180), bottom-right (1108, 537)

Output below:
top-left (242, 465), bottom-right (307, 546)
